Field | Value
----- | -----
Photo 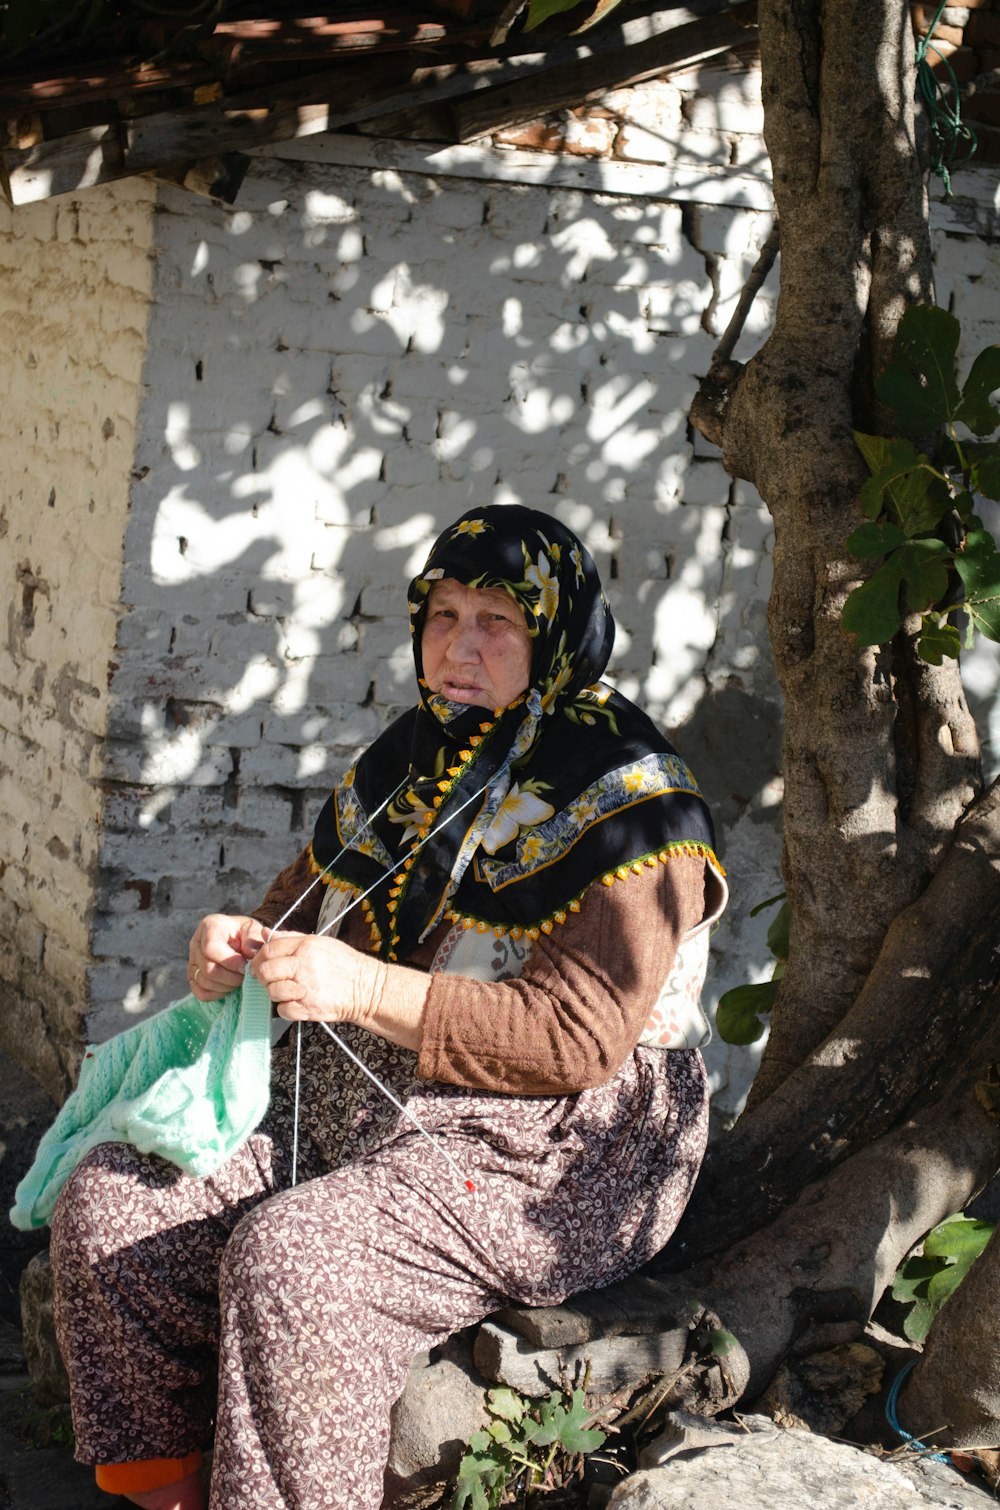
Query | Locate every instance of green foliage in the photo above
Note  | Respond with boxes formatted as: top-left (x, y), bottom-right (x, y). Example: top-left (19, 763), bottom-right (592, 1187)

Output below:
top-left (451, 1385), bottom-right (606, 1509)
top-left (706, 1326), bottom-right (739, 1357)
top-left (524, 0), bottom-right (586, 28)
top-left (844, 306), bottom-right (1000, 662)
top-left (524, 0), bottom-right (626, 33)
top-left (716, 892), bottom-right (788, 1046)
top-left (892, 1214), bottom-right (995, 1343)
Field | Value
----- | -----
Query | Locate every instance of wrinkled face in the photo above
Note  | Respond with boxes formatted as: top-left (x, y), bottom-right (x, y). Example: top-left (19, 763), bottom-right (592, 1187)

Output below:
top-left (421, 579), bottom-right (533, 711)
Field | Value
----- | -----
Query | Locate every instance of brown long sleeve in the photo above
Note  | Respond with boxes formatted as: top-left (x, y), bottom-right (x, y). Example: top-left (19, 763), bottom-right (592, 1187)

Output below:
top-left (252, 846), bottom-right (709, 1098)
top-left (415, 853), bottom-right (707, 1096)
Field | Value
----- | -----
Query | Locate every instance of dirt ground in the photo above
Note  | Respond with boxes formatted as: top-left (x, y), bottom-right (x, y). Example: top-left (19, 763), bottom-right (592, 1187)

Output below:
top-left (0, 1345), bottom-right (124, 1510)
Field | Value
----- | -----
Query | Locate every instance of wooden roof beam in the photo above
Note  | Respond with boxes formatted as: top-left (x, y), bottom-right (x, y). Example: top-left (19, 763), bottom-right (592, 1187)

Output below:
top-left (2, 8), bottom-right (755, 204)
top-left (450, 10), bottom-right (755, 140)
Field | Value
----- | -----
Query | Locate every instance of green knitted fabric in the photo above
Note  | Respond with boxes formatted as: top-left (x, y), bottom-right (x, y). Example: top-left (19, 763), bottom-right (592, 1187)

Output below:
top-left (10, 973), bottom-right (273, 1231)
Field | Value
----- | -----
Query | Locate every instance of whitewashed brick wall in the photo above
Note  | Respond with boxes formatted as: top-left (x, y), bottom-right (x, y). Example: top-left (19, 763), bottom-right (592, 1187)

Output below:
top-left (82, 118), bottom-right (785, 1119)
top-left (0, 179), bottom-right (155, 1098)
top-left (2, 66), bottom-right (998, 1120)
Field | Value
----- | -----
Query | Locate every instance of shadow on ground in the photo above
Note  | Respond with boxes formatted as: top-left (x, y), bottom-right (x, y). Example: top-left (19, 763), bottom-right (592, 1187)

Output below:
top-left (0, 1051), bottom-right (129, 1509)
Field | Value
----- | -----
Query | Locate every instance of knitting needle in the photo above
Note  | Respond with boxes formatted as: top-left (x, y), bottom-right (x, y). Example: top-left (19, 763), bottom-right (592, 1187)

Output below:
top-left (312, 779), bottom-right (490, 940)
top-left (272, 779), bottom-right (411, 1188)
top-left (316, 1020), bottom-right (477, 1193)
top-left (273, 775), bottom-right (417, 1186)
top-left (270, 774), bottom-right (411, 936)
top-left (281, 777), bottom-right (492, 1192)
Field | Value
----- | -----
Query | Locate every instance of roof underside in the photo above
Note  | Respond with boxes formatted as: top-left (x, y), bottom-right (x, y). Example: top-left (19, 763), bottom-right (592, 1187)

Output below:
top-left (0, 1), bottom-right (760, 203)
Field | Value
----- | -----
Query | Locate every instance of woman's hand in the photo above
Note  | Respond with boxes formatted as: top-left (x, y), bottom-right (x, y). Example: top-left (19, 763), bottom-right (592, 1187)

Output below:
top-left (251, 932), bottom-right (387, 1027)
top-left (251, 933), bottom-right (431, 1051)
top-left (188, 914), bottom-right (267, 1002)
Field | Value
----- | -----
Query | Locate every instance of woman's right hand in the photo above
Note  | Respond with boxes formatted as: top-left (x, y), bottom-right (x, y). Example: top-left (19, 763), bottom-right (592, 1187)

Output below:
top-left (188, 914), bottom-right (268, 1001)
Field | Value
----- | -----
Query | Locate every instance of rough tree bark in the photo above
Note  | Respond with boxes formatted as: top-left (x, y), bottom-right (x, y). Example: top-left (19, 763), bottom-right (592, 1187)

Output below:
top-left (714, 0), bottom-right (981, 1101)
top-left (669, 0), bottom-right (1000, 1446)
top-left (902, 1222), bottom-right (1000, 1447)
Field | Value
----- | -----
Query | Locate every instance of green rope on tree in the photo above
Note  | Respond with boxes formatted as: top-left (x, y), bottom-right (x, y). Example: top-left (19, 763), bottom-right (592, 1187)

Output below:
top-left (915, 0), bottom-right (977, 197)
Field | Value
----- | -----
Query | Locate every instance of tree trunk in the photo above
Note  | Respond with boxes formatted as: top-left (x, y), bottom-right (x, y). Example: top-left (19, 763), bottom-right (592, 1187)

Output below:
top-left (674, 0), bottom-right (999, 1432)
top-left (697, 0), bottom-right (981, 1111)
top-left (900, 1226), bottom-right (1000, 1448)
top-left (674, 781), bottom-right (1000, 1263)
top-left (694, 1086), bottom-right (1000, 1397)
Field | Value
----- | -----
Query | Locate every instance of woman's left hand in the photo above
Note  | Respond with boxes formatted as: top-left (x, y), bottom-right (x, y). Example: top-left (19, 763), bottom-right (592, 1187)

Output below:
top-left (251, 931), bottom-right (388, 1028)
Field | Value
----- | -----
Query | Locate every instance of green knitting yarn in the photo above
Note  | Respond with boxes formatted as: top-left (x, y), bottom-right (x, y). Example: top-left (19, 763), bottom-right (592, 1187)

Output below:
top-left (10, 972), bottom-right (274, 1230)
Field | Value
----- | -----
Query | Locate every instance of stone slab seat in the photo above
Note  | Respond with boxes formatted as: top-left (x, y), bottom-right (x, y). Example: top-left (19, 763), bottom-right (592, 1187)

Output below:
top-left (473, 1275), bottom-right (701, 1396)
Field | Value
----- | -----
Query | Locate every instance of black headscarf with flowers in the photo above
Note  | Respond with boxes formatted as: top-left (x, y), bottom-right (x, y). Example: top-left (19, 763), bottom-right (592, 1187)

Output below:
top-left (310, 505), bottom-right (720, 961)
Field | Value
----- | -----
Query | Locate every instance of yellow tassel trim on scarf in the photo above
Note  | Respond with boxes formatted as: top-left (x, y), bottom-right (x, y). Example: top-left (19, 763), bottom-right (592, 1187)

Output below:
top-left (444, 842), bottom-right (723, 939)
top-left (310, 836), bottom-right (723, 955)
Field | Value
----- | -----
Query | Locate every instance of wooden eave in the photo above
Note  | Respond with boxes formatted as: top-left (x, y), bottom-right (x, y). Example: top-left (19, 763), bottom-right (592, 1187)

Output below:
top-left (0, 1), bottom-right (758, 205)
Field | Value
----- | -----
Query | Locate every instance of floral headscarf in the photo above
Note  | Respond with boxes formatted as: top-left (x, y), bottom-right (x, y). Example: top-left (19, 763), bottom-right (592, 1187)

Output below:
top-left (310, 506), bottom-right (720, 961)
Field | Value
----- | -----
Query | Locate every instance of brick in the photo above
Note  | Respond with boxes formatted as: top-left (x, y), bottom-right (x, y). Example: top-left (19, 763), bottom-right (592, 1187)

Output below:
top-left (968, 8), bottom-right (1000, 43)
top-left (952, 284), bottom-right (1000, 322)
top-left (388, 289), bottom-right (468, 359)
top-left (963, 90), bottom-right (1000, 126)
top-left (385, 354), bottom-right (484, 404)
top-left (563, 116), bottom-right (616, 157)
top-left (495, 122), bottom-right (566, 153)
top-left (484, 185), bottom-right (550, 240)
top-left (41, 930), bottom-right (89, 993)
top-left (233, 788), bottom-right (296, 834)
top-left (683, 93), bottom-right (766, 136)
top-left (85, 961), bottom-right (150, 1008)
top-left (270, 357), bottom-right (338, 432)
top-left (91, 910), bottom-right (194, 961)
top-left (930, 45), bottom-right (980, 79)
top-left (239, 735), bottom-right (369, 787)
top-left (100, 825), bottom-right (225, 873)
top-left (372, 656), bottom-right (421, 704)
top-left (98, 734), bottom-right (234, 787)
top-left (682, 460), bottom-right (733, 506)
top-left (689, 205), bottom-right (773, 257)
top-left (382, 441), bottom-right (441, 486)
top-left (425, 187), bottom-right (488, 230)
top-left (616, 123), bottom-right (680, 166)
top-left (645, 280), bottom-right (713, 337)
top-left (25, 877), bottom-right (91, 946)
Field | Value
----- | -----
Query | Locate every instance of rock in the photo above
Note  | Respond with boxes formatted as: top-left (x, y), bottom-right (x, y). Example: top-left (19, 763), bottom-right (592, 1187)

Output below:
top-left (19, 1251), bottom-right (69, 1407)
top-left (758, 1341), bottom-right (885, 1434)
top-left (474, 1319), bottom-right (686, 1398)
top-left (605, 1414), bottom-right (997, 1509)
top-left (383, 1330), bottom-right (489, 1509)
top-left (639, 1409), bottom-right (744, 1467)
top-left (495, 1277), bottom-right (701, 1348)
top-left (0, 1318), bottom-right (27, 1376)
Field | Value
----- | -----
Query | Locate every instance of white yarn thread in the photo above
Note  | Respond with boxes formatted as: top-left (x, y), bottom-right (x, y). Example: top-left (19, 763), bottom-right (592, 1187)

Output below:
top-left (270, 775), bottom-right (410, 936)
top-left (275, 778), bottom-right (491, 1192)
top-left (290, 1022), bottom-right (303, 1187)
top-left (316, 1021), bottom-right (476, 1192)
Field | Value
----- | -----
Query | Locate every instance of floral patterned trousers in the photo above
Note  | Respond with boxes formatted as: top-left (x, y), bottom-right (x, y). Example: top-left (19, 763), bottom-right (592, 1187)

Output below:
top-left (50, 1033), bottom-right (708, 1510)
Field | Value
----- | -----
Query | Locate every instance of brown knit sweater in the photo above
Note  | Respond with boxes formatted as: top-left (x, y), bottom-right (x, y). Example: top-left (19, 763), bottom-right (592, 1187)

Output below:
top-left (253, 849), bottom-right (707, 1096)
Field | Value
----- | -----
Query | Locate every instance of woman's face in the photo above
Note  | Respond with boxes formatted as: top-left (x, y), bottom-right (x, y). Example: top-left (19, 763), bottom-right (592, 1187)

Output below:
top-left (422, 579), bottom-right (533, 710)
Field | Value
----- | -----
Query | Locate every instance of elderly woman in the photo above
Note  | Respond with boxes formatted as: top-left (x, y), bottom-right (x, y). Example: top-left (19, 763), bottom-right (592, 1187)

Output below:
top-left (48, 505), bottom-right (725, 1510)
